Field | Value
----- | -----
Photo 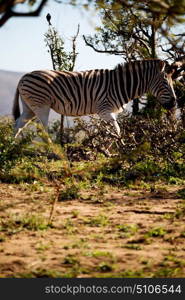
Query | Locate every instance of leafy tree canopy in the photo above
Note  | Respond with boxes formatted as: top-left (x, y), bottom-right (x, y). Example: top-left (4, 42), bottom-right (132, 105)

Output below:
top-left (83, 0), bottom-right (185, 61)
top-left (1, 0), bottom-right (185, 28)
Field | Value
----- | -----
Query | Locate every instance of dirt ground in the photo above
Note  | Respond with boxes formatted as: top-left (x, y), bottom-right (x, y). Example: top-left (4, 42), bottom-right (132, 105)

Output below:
top-left (0, 182), bottom-right (185, 278)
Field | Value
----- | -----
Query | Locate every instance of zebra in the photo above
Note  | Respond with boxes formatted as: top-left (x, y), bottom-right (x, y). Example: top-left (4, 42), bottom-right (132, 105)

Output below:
top-left (12, 59), bottom-right (176, 138)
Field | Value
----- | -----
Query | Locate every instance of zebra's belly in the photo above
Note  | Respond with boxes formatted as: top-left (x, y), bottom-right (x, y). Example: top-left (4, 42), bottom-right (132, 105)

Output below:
top-left (51, 100), bottom-right (96, 117)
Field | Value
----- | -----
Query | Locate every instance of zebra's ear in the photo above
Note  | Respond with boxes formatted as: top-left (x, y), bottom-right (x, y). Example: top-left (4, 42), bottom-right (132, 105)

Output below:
top-left (164, 61), bottom-right (174, 75)
top-left (165, 65), bottom-right (182, 81)
top-left (159, 60), bottom-right (166, 72)
top-left (163, 56), bottom-right (185, 80)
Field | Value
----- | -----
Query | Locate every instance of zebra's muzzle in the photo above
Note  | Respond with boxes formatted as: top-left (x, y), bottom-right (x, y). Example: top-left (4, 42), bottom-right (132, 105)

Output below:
top-left (162, 98), bottom-right (176, 110)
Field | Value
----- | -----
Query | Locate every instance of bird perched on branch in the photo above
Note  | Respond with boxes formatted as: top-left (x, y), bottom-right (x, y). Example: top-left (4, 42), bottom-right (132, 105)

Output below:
top-left (46, 13), bottom-right (52, 26)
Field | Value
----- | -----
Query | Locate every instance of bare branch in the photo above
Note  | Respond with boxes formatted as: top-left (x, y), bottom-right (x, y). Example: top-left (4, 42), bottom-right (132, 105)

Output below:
top-left (160, 27), bottom-right (185, 57)
top-left (83, 35), bottom-right (124, 55)
top-left (71, 24), bottom-right (80, 71)
top-left (132, 33), bottom-right (151, 56)
top-left (0, 0), bottom-right (24, 14)
top-left (0, 0), bottom-right (48, 27)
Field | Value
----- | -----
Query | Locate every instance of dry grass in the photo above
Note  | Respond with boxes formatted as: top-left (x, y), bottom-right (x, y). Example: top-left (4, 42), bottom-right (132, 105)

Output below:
top-left (0, 182), bottom-right (185, 278)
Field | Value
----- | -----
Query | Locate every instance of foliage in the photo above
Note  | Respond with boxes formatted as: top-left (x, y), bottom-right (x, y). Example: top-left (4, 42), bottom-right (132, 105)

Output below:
top-left (0, 119), bottom-right (34, 180)
top-left (147, 227), bottom-right (167, 238)
top-left (58, 184), bottom-right (80, 201)
top-left (1, 0), bottom-right (185, 45)
top-left (82, 0), bottom-right (185, 117)
top-left (0, 213), bottom-right (50, 233)
top-left (84, 0), bottom-right (185, 59)
top-left (51, 113), bottom-right (184, 162)
top-left (44, 26), bottom-right (77, 72)
top-left (1, 118), bottom-right (185, 279)
top-left (177, 188), bottom-right (185, 199)
top-left (1, 111), bottom-right (185, 188)
top-left (94, 0), bottom-right (185, 27)
top-left (2, 0), bottom-right (185, 280)
top-left (84, 1), bottom-right (157, 59)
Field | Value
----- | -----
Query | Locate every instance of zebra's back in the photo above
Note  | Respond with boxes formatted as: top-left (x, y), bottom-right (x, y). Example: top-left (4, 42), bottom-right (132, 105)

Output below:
top-left (18, 68), bottom-right (111, 116)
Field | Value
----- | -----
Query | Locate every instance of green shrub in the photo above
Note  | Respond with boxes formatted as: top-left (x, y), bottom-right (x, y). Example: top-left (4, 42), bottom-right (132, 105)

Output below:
top-left (58, 184), bottom-right (80, 201)
top-left (0, 120), bottom-right (33, 180)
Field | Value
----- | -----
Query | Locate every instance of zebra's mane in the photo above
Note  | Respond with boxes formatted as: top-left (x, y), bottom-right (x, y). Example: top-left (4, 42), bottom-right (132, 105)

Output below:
top-left (115, 59), bottom-right (164, 72)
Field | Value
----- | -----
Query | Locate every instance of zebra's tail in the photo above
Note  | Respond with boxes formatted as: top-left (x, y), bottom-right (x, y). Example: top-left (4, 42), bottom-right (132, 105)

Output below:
top-left (12, 87), bottom-right (20, 120)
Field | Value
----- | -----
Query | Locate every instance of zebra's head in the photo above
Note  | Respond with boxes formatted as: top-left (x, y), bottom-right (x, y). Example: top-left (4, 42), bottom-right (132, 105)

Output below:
top-left (150, 62), bottom-right (176, 111)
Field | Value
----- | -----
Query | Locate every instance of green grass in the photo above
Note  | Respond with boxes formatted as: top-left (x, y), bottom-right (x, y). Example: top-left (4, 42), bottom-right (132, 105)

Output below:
top-left (180, 229), bottom-right (185, 237)
top-left (35, 242), bottom-right (51, 252)
top-left (82, 214), bottom-right (110, 227)
top-left (96, 262), bottom-right (114, 272)
top-left (153, 267), bottom-right (183, 278)
top-left (146, 227), bottom-right (167, 238)
top-left (0, 213), bottom-right (50, 234)
top-left (62, 218), bottom-right (79, 234)
top-left (1, 119), bottom-right (185, 279)
top-left (58, 185), bottom-right (80, 201)
top-left (117, 224), bottom-right (138, 233)
top-left (124, 244), bottom-right (142, 250)
top-left (177, 188), bottom-right (185, 199)
top-left (63, 238), bottom-right (89, 250)
top-left (174, 204), bottom-right (185, 219)
top-left (63, 254), bottom-right (80, 266)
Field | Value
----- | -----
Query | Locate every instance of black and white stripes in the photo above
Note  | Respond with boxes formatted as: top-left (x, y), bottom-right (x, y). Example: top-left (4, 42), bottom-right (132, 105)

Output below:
top-left (13, 59), bottom-right (176, 137)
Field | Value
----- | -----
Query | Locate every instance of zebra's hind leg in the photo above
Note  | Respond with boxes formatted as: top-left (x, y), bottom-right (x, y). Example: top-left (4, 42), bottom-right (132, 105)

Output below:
top-left (27, 104), bottom-right (52, 144)
top-left (14, 101), bottom-right (35, 138)
top-left (15, 99), bottom-right (51, 143)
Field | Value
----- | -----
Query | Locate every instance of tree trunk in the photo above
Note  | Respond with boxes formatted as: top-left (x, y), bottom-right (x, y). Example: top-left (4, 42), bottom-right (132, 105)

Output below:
top-left (151, 13), bottom-right (156, 58)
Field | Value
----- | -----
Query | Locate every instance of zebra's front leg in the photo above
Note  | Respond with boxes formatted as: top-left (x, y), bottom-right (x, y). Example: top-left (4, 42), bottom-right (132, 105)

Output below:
top-left (99, 112), bottom-right (120, 135)
top-left (99, 112), bottom-right (124, 155)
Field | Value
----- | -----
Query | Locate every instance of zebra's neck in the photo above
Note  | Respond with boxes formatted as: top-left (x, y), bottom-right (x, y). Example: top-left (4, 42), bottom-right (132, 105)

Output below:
top-left (110, 60), bottom-right (161, 107)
